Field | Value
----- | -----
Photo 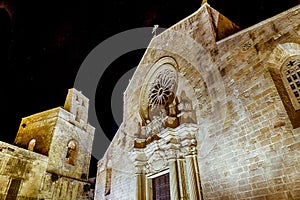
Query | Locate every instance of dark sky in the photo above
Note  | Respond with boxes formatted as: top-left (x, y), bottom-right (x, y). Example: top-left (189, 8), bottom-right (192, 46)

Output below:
top-left (0, 0), bottom-right (299, 178)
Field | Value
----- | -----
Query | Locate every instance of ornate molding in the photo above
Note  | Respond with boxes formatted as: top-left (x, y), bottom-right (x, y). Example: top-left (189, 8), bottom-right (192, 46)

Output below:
top-left (139, 57), bottom-right (178, 123)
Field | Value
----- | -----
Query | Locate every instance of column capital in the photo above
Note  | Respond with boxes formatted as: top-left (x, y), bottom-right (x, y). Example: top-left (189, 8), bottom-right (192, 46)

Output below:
top-left (166, 149), bottom-right (178, 161)
top-left (187, 139), bottom-right (197, 156)
top-left (131, 149), bottom-right (147, 174)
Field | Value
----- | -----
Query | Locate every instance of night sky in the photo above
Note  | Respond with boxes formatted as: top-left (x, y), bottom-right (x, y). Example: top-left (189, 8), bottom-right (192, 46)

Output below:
top-left (0, 0), bottom-right (299, 178)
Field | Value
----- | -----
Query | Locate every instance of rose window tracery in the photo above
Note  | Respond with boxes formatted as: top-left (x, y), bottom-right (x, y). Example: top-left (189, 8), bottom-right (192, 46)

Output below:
top-left (149, 69), bottom-right (177, 108)
top-left (139, 57), bottom-right (178, 123)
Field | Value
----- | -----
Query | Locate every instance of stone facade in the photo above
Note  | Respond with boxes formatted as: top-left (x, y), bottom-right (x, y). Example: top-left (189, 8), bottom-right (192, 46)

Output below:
top-left (0, 88), bottom-right (95, 200)
top-left (95, 3), bottom-right (300, 200)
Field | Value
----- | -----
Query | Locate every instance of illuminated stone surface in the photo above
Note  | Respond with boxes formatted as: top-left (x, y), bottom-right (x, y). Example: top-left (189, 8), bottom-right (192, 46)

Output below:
top-left (95, 3), bottom-right (300, 200)
top-left (0, 88), bottom-right (95, 200)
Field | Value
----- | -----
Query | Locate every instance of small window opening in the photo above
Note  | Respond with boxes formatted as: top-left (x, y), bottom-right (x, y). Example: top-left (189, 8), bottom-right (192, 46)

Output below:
top-left (28, 139), bottom-right (36, 151)
top-left (65, 140), bottom-right (77, 166)
top-left (75, 107), bottom-right (82, 122)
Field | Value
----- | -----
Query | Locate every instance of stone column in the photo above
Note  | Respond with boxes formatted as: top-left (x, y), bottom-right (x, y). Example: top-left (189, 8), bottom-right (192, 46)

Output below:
top-left (163, 134), bottom-right (180, 200)
top-left (177, 158), bottom-right (187, 199)
top-left (164, 138), bottom-right (180, 200)
top-left (185, 139), bottom-right (202, 200)
top-left (132, 149), bottom-right (147, 200)
top-left (135, 174), bottom-right (144, 200)
top-left (185, 155), bottom-right (198, 200)
top-left (193, 154), bottom-right (202, 199)
top-left (145, 177), bottom-right (153, 200)
top-left (169, 158), bottom-right (179, 200)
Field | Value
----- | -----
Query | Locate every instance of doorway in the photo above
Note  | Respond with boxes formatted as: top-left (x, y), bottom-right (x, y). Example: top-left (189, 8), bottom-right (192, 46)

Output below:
top-left (152, 173), bottom-right (170, 200)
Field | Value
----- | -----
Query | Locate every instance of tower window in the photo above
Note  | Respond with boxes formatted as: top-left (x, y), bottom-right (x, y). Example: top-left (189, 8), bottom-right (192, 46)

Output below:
top-left (28, 139), bottom-right (36, 152)
top-left (75, 107), bottom-right (82, 122)
top-left (65, 140), bottom-right (77, 166)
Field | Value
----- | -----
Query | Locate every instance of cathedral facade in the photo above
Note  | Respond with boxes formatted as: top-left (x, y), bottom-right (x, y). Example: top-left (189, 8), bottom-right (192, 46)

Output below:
top-left (0, 88), bottom-right (95, 199)
top-left (95, 3), bottom-right (300, 200)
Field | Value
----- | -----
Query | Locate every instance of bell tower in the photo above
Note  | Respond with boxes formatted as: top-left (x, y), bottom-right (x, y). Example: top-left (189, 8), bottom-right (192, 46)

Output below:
top-left (64, 88), bottom-right (89, 123)
top-left (14, 88), bottom-right (95, 181)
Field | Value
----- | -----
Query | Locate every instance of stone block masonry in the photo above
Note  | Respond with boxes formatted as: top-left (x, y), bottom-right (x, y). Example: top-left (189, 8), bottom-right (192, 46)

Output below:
top-left (95, 3), bottom-right (300, 200)
top-left (0, 88), bottom-right (95, 199)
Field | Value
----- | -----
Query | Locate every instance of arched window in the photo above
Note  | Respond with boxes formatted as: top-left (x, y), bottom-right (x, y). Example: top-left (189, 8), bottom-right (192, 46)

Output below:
top-left (65, 140), bottom-right (77, 166)
top-left (28, 139), bottom-right (36, 151)
top-left (268, 43), bottom-right (300, 129)
top-left (282, 56), bottom-right (300, 110)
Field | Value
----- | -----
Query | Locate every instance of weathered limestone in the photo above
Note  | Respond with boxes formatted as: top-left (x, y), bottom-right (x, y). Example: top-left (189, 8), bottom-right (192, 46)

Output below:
top-left (0, 88), bottom-right (95, 200)
top-left (95, 2), bottom-right (300, 200)
top-left (185, 139), bottom-right (202, 200)
top-left (169, 159), bottom-right (179, 200)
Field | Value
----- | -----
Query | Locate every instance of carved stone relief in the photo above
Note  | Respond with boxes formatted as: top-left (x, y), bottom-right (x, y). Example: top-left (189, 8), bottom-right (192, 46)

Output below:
top-left (147, 151), bottom-right (168, 173)
top-left (139, 57), bottom-right (179, 124)
top-left (177, 90), bottom-right (197, 124)
top-left (135, 57), bottom-right (199, 148)
top-left (138, 57), bottom-right (182, 139)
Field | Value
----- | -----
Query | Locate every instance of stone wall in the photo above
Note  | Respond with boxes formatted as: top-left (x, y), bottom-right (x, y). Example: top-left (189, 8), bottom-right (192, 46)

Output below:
top-left (98, 168), bottom-right (135, 200)
top-left (14, 106), bottom-right (95, 182)
top-left (94, 126), bottom-right (136, 200)
top-left (39, 172), bottom-right (91, 200)
top-left (1, 88), bottom-right (94, 200)
top-left (47, 108), bottom-right (95, 181)
top-left (14, 107), bottom-right (60, 156)
top-left (199, 4), bottom-right (300, 200)
top-left (0, 141), bottom-right (48, 199)
top-left (95, 3), bottom-right (300, 200)
top-left (0, 132), bottom-right (91, 200)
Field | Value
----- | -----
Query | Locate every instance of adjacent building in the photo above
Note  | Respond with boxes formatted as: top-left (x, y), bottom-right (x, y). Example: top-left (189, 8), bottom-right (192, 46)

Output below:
top-left (0, 88), bottom-right (95, 200)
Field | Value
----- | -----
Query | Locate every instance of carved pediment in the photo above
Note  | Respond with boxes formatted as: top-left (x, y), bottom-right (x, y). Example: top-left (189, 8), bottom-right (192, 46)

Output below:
top-left (147, 151), bottom-right (168, 173)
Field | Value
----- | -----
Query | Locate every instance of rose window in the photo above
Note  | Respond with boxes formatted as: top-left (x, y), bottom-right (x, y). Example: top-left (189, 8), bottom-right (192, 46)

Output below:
top-left (139, 57), bottom-right (178, 122)
top-left (149, 69), bottom-right (177, 108)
